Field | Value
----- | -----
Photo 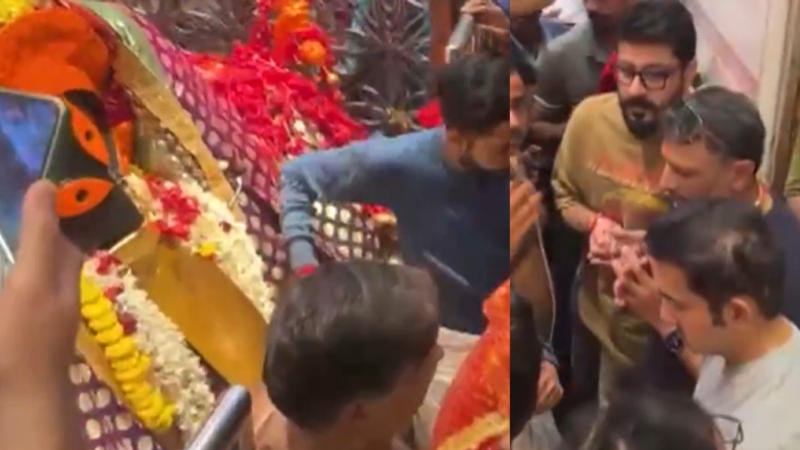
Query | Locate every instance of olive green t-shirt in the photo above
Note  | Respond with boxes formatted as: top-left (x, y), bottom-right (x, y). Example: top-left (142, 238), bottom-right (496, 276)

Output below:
top-left (552, 93), bottom-right (665, 365)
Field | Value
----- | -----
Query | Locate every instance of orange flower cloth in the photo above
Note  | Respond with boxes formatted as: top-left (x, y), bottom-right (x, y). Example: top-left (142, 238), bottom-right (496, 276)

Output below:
top-left (432, 281), bottom-right (510, 450)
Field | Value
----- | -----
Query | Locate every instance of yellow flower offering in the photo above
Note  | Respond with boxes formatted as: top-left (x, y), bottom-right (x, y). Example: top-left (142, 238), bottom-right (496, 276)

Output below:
top-left (0, 0), bottom-right (32, 24)
top-left (80, 277), bottom-right (177, 433)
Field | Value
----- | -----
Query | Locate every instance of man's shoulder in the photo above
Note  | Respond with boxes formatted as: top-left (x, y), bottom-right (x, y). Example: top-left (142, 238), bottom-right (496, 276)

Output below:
top-left (568, 93), bottom-right (619, 125)
top-left (544, 21), bottom-right (592, 57)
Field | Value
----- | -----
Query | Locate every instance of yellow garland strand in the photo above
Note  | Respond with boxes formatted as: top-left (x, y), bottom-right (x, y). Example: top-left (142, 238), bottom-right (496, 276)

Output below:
top-left (0, 0), bottom-right (32, 24)
top-left (80, 277), bottom-right (177, 432)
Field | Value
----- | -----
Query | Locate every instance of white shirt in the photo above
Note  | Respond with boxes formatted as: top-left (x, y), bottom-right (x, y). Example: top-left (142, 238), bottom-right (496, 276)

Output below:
top-left (694, 322), bottom-right (800, 450)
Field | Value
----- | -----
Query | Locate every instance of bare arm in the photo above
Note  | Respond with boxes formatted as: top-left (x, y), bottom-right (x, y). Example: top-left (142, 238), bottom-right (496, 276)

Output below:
top-left (0, 373), bottom-right (86, 450)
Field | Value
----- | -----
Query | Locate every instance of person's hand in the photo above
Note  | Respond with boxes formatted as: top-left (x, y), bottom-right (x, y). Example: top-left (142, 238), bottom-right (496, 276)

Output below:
top-left (461, 0), bottom-right (509, 28)
top-left (0, 181), bottom-right (84, 380)
top-left (588, 216), bottom-right (623, 265)
top-left (461, 0), bottom-right (510, 48)
top-left (534, 361), bottom-right (563, 413)
top-left (611, 246), bottom-right (671, 333)
top-left (510, 180), bottom-right (543, 261)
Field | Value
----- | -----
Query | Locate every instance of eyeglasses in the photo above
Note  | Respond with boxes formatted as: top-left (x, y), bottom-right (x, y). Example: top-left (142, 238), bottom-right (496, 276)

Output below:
top-left (614, 64), bottom-right (679, 91)
top-left (712, 414), bottom-right (744, 449)
top-left (671, 98), bottom-right (728, 151)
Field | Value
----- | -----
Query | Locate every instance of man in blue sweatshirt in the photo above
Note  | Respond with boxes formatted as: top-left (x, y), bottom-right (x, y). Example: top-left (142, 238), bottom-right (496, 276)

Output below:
top-left (280, 53), bottom-right (510, 335)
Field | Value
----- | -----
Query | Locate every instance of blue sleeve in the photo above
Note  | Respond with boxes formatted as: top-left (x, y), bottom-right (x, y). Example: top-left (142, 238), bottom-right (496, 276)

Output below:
top-left (279, 129), bottom-right (442, 269)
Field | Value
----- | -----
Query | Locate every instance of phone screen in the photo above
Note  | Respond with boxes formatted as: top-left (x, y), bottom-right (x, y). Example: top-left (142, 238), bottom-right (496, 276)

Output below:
top-left (0, 91), bottom-right (59, 260)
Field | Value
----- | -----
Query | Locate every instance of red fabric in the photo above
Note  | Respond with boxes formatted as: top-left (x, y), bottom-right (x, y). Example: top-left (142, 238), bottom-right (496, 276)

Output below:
top-left (295, 264), bottom-right (317, 278)
top-left (597, 51), bottom-right (618, 94)
top-left (416, 98), bottom-right (444, 129)
top-left (432, 282), bottom-right (510, 450)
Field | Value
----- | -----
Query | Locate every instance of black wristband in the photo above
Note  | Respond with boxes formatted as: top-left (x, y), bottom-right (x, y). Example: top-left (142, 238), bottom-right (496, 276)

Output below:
top-left (663, 329), bottom-right (684, 354)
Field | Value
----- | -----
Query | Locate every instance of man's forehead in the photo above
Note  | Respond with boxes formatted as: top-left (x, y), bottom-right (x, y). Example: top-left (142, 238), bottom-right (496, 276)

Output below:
top-left (617, 41), bottom-right (680, 66)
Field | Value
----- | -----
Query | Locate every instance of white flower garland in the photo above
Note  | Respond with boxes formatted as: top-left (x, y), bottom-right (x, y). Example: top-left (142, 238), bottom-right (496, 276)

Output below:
top-left (84, 258), bottom-right (216, 439)
top-left (179, 181), bottom-right (276, 321)
top-left (125, 174), bottom-right (276, 322)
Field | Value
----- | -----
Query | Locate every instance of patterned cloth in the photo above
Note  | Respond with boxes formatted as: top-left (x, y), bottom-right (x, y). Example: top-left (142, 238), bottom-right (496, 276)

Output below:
top-left (69, 354), bottom-right (163, 450)
top-left (431, 282), bottom-right (510, 450)
top-left (122, 11), bottom-right (380, 283)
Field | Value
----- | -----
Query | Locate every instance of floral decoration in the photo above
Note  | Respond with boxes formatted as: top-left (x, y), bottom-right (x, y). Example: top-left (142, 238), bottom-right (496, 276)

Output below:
top-left (83, 253), bottom-right (216, 439)
top-left (126, 174), bottom-right (277, 322)
top-left (79, 273), bottom-right (177, 434)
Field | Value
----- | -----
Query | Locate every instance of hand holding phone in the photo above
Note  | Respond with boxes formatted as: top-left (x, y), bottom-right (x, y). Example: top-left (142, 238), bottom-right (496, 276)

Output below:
top-left (0, 87), bottom-right (142, 263)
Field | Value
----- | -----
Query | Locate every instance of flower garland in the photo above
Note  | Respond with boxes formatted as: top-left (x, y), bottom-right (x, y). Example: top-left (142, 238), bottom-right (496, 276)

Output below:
top-left (126, 174), bottom-right (276, 322)
top-left (80, 272), bottom-right (177, 433)
top-left (83, 253), bottom-right (216, 439)
top-left (189, 0), bottom-right (366, 162)
top-left (0, 0), bottom-right (31, 24)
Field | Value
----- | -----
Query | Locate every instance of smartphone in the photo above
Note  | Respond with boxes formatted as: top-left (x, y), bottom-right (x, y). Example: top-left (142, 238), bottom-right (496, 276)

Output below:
top-left (0, 87), bottom-right (142, 265)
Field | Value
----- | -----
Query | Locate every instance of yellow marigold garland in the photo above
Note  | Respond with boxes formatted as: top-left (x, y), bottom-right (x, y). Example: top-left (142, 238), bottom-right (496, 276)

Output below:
top-left (83, 256), bottom-right (216, 439)
top-left (80, 277), bottom-right (176, 432)
top-left (0, 0), bottom-right (32, 24)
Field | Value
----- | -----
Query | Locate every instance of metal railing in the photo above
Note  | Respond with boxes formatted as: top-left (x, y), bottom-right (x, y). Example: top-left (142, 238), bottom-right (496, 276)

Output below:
top-left (186, 385), bottom-right (252, 450)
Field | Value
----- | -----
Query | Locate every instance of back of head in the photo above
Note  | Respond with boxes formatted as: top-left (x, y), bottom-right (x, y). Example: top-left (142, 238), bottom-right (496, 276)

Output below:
top-left (511, 54), bottom-right (537, 86)
top-left (265, 261), bottom-right (439, 430)
top-left (572, 380), bottom-right (718, 450)
top-left (619, 0), bottom-right (696, 64)
top-left (646, 198), bottom-right (784, 321)
top-left (437, 52), bottom-right (509, 134)
top-left (510, 293), bottom-right (542, 438)
top-left (663, 86), bottom-right (765, 170)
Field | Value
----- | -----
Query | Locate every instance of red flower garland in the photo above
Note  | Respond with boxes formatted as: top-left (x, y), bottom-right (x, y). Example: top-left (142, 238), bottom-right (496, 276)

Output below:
top-left (189, 0), bottom-right (365, 166)
top-left (145, 177), bottom-right (201, 241)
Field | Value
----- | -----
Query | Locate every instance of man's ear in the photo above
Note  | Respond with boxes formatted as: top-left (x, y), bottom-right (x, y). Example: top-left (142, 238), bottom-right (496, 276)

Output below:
top-left (683, 59), bottom-right (699, 93)
top-left (725, 296), bottom-right (755, 325)
top-left (729, 159), bottom-right (758, 193)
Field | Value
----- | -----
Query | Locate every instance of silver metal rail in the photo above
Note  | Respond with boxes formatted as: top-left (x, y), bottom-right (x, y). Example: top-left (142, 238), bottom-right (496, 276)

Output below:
top-left (185, 385), bottom-right (252, 450)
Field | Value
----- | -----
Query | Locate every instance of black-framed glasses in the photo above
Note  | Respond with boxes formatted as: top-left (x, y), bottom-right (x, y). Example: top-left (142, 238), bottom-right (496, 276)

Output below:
top-left (670, 98), bottom-right (728, 152)
top-left (614, 63), bottom-right (679, 91)
top-left (712, 414), bottom-right (744, 450)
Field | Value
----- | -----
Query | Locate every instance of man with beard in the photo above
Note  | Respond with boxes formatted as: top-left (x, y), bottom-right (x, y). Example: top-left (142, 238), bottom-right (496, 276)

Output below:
top-left (551, 1), bottom-right (697, 405)
top-left (531, 0), bottom-right (636, 149)
top-left (281, 53), bottom-right (509, 334)
top-left (613, 86), bottom-right (800, 392)
top-left (280, 53), bottom-right (509, 447)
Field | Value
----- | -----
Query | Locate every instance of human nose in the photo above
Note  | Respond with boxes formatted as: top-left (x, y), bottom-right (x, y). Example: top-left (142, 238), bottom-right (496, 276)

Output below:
top-left (628, 73), bottom-right (647, 96)
top-left (659, 165), bottom-right (678, 193)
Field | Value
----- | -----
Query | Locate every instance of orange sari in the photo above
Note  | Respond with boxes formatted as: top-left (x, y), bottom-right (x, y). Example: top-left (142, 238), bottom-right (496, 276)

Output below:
top-left (431, 281), bottom-right (510, 450)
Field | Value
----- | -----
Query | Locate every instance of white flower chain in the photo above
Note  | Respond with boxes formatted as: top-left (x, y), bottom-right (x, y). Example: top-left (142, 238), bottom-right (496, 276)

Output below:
top-left (84, 259), bottom-right (216, 439)
top-left (126, 174), bottom-right (276, 322)
top-left (175, 180), bottom-right (276, 321)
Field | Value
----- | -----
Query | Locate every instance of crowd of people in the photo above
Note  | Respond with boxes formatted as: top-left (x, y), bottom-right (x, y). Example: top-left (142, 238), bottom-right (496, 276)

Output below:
top-left (513, 0), bottom-right (800, 449)
top-left (3, 0), bottom-right (800, 449)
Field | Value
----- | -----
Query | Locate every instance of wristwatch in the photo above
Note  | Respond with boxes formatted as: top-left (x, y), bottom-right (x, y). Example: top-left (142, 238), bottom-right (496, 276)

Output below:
top-left (663, 329), bottom-right (684, 354)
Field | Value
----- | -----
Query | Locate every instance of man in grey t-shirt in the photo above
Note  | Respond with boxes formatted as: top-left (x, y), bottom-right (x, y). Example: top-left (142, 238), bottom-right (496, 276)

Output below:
top-left (644, 199), bottom-right (800, 450)
top-left (531, 0), bottom-right (635, 146)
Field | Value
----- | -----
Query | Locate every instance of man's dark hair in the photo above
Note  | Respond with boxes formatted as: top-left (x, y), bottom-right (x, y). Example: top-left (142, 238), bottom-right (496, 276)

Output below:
top-left (511, 54), bottom-right (537, 86)
top-left (437, 52), bottom-right (509, 133)
top-left (510, 293), bottom-right (541, 438)
top-left (646, 199), bottom-right (784, 323)
top-left (619, 1), bottom-right (697, 64)
top-left (568, 381), bottom-right (718, 450)
top-left (663, 86), bottom-right (765, 171)
top-left (265, 261), bottom-right (439, 430)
